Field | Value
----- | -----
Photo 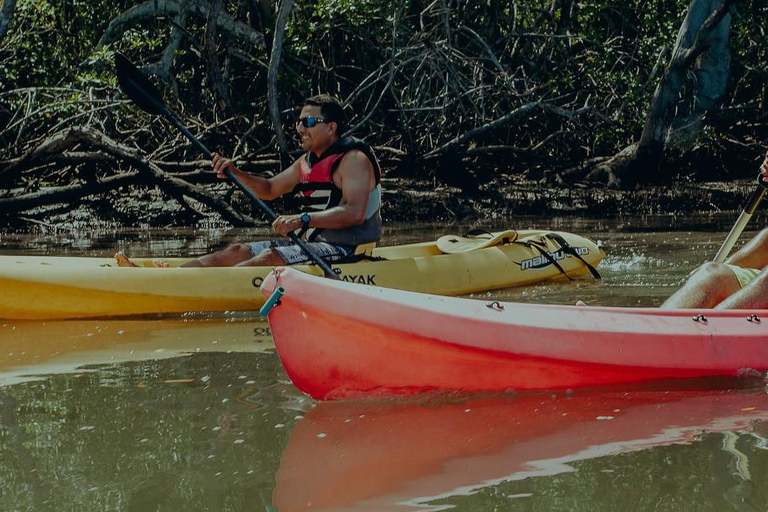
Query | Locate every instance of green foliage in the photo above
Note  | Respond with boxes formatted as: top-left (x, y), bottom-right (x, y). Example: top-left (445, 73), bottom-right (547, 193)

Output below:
top-left (2, 0), bottom-right (132, 88)
top-left (1, 0), bottom-right (767, 181)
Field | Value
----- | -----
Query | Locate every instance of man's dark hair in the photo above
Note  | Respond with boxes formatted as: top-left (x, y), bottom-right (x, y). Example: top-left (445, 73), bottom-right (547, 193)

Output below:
top-left (303, 94), bottom-right (347, 135)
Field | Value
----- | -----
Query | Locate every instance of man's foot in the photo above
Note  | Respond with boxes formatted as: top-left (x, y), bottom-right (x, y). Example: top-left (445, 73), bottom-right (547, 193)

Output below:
top-left (115, 251), bottom-right (139, 267)
top-left (152, 259), bottom-right (169, 268)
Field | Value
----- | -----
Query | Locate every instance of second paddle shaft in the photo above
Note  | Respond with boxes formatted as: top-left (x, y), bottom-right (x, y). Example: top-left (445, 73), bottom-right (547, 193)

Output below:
top-left (714, 171), bottom-right (768, 263)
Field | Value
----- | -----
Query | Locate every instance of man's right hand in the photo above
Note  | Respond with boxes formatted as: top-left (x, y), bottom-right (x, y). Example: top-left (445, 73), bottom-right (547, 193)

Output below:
top-left (212, 152), bottom-right (237, 180)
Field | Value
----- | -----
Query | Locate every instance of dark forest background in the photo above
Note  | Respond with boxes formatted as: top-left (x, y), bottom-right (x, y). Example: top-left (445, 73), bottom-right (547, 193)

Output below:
top-left (0, 0), bottom-right (766, 226)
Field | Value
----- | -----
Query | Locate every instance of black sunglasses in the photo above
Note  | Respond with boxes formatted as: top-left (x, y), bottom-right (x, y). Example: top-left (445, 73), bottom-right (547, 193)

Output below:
top-left (297, 116), bottom-right (327, 128)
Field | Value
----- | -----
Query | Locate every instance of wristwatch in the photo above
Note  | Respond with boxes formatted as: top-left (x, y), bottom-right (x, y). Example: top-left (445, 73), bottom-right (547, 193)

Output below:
top-left (300, 212), bottom-right (311, 229)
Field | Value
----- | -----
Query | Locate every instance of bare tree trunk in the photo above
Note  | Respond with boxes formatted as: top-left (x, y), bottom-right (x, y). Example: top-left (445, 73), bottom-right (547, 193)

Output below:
top-left (0, 0), bottom-right (16, 44)
top-left (267, 0), bottom-right (293, 161)
top-left (669, 0), bottom-right (731, 147)
top-left (574, 0), bottom-right (735, 188)
top-left (636, 0), bottom-right (733, 167)
top-left (205, 0), bottom-right (234, 117)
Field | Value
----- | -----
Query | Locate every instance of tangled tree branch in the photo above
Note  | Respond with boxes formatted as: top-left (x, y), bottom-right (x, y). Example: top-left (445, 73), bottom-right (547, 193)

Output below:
top-left (1, 127), bottom-right (261, 225)
top-left (98, 0), bottom-right (265, 49)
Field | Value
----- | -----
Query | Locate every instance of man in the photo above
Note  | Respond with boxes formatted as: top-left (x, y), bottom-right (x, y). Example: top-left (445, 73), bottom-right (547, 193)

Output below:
top-left (661, 151), bottom-right (768, 309)
top-left (117, 94), bottom-right (382, 267)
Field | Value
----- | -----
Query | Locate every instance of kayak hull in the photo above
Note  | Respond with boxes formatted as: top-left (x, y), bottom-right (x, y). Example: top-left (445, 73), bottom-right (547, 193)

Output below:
top-left (262, 267), bottom-right (768, 400)
top-left (0, 229), bottom-right (602, 319)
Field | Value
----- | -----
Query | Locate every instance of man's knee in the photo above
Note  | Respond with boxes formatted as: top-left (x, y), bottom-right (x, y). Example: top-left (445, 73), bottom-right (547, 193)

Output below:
top-left (689, 261), bottom-right (731, 283)
top-left (224, 243), bottom-right (254, 258)
top-left (245, 248), bottom-right (287, 266)
top-left (663, 261), bottom-right (739, 309)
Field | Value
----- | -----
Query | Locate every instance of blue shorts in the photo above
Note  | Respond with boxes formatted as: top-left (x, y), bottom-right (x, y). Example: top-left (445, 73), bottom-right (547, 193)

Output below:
top-left (247, 240), bottom-right (354, 265)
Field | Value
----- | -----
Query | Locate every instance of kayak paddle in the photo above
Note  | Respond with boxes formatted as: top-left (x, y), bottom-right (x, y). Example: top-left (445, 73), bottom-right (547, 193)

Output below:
top-left (114, 52), bottom-right (339, 279)
top-left (713, 156), bottom-right (768, 263)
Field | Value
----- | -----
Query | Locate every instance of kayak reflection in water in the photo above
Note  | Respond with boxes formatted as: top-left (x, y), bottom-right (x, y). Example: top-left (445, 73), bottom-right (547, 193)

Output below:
top-left (116, 94), bottom-right (382, 268)
top-left (662, 152), bottom-right (768, 310)
top-left (273, 391), bottom-right (768, 511)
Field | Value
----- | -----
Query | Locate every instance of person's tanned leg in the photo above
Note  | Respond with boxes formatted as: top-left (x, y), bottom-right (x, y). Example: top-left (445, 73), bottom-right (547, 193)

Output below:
top-left (235, 248), bottom-right (287, 267)
top-left (661, 262), bottom-right (741, 309)
top-left (662, 228), bottom-right (768, 309)
top-left (724, 228), bottom-right (768, 269)
top-left (180, 243), bottom-right (255, 267)
top-left (116, 243), bottom-right (280, 268)
top-left (716, 269), bottom-right (768, 309)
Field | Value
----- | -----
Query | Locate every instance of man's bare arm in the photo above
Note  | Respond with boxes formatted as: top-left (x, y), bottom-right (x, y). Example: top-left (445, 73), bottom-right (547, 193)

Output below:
top-left (212, 153), bottom-right (301, 200)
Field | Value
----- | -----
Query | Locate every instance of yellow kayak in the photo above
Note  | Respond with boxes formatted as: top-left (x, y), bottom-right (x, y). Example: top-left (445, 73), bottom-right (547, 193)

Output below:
top-left (0, 229), bottom-right (604, 319)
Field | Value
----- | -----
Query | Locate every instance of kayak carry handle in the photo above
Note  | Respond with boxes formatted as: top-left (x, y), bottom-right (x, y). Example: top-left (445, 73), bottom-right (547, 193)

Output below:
top-left (260, 287), bottom-right (285, 317)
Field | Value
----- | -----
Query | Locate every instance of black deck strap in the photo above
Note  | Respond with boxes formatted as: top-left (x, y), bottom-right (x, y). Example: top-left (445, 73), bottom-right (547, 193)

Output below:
top-left (334, 252), bottom-right (388, 264)
top-left (546, 233), bottom-right (602, 280)
top-left (523, 237), bottom-right (573, 280)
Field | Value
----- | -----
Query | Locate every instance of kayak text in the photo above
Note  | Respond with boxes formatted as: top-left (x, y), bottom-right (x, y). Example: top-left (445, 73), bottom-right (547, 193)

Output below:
top-left (340, 274), bottom-right (377, 285)
top-left (519, 247), bottom-right (590, 271)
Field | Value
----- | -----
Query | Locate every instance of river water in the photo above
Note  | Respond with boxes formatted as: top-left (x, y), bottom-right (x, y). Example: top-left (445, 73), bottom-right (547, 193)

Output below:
top-left (1, 215), bottom-right (768, 511)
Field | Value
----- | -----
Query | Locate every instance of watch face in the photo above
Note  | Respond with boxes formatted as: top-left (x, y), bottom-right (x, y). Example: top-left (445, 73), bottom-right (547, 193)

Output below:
top-left (301, 213), bottom-right (310, 223)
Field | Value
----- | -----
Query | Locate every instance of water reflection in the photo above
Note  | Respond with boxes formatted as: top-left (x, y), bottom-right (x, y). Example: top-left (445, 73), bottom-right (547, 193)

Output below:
top-left (0, 317), bottom-right (274, 386)
top-left (0, 348), bottom-right (300, 512)
top-left (275, 390), bottom-right (768, 511)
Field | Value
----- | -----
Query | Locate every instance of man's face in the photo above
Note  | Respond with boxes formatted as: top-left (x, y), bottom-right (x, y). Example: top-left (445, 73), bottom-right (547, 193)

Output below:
top-left (296, 105), bottom-right (335, 153)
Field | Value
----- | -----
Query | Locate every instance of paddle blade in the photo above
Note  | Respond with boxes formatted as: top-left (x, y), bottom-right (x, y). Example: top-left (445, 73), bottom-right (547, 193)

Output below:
top-left (114, 52), bottom-right (168, 116)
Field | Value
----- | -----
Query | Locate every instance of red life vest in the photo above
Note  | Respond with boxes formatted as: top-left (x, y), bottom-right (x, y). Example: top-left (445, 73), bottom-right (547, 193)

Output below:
top-left (293, 137), bottom-right (381, 212)
top-left (292, 137), bottom-right (383, 245)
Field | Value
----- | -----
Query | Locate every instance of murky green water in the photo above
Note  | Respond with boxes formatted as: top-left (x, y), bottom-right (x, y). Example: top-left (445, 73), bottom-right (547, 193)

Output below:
top-left (1, 216), bottom-right (768, 511)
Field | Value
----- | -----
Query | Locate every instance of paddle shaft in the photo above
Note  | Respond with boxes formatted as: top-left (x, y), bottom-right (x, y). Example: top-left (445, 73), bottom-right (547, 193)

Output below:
top-left (116, 54), bottom-right (339, 279)
top-left (164, 114), bottom-right (276, 218)
top-left (713, 173), bottom-right (768, 263)
top-left (164, 113), bottom-right (339, 279)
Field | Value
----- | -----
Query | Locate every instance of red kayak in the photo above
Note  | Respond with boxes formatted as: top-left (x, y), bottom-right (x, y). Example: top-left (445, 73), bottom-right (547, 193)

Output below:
top-left (261, 268), bottom-right (768, 400)
top-left (274, 390), bottom-right (768, 510)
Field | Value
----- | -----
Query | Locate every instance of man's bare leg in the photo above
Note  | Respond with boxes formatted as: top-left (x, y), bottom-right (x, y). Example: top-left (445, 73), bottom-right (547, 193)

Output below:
top-left (661, 228), bottom-right (768, 309)
top-left (723, 228), bottom-right (768, 269)
top-left (716, 269), bottom-right (768, 309)
top-left (116, 243), bottom-right (258, 268)
top-left (116, 253), bottom-right (169, 267)
top-left (660, 262), bottom-right (741, 309)
top-left (235, 248), bottom-right (288, 266)
top-left (179, 243), bottom-right (256, 267)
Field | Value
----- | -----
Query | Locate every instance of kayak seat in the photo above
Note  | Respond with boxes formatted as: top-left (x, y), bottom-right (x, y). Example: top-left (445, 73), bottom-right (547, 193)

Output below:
top-left (354, 242), bottom-right (377, 256)
top-left (334, 242), bottom-right (386, 264)
top-left (436, 229), bottom-right (518, 254)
